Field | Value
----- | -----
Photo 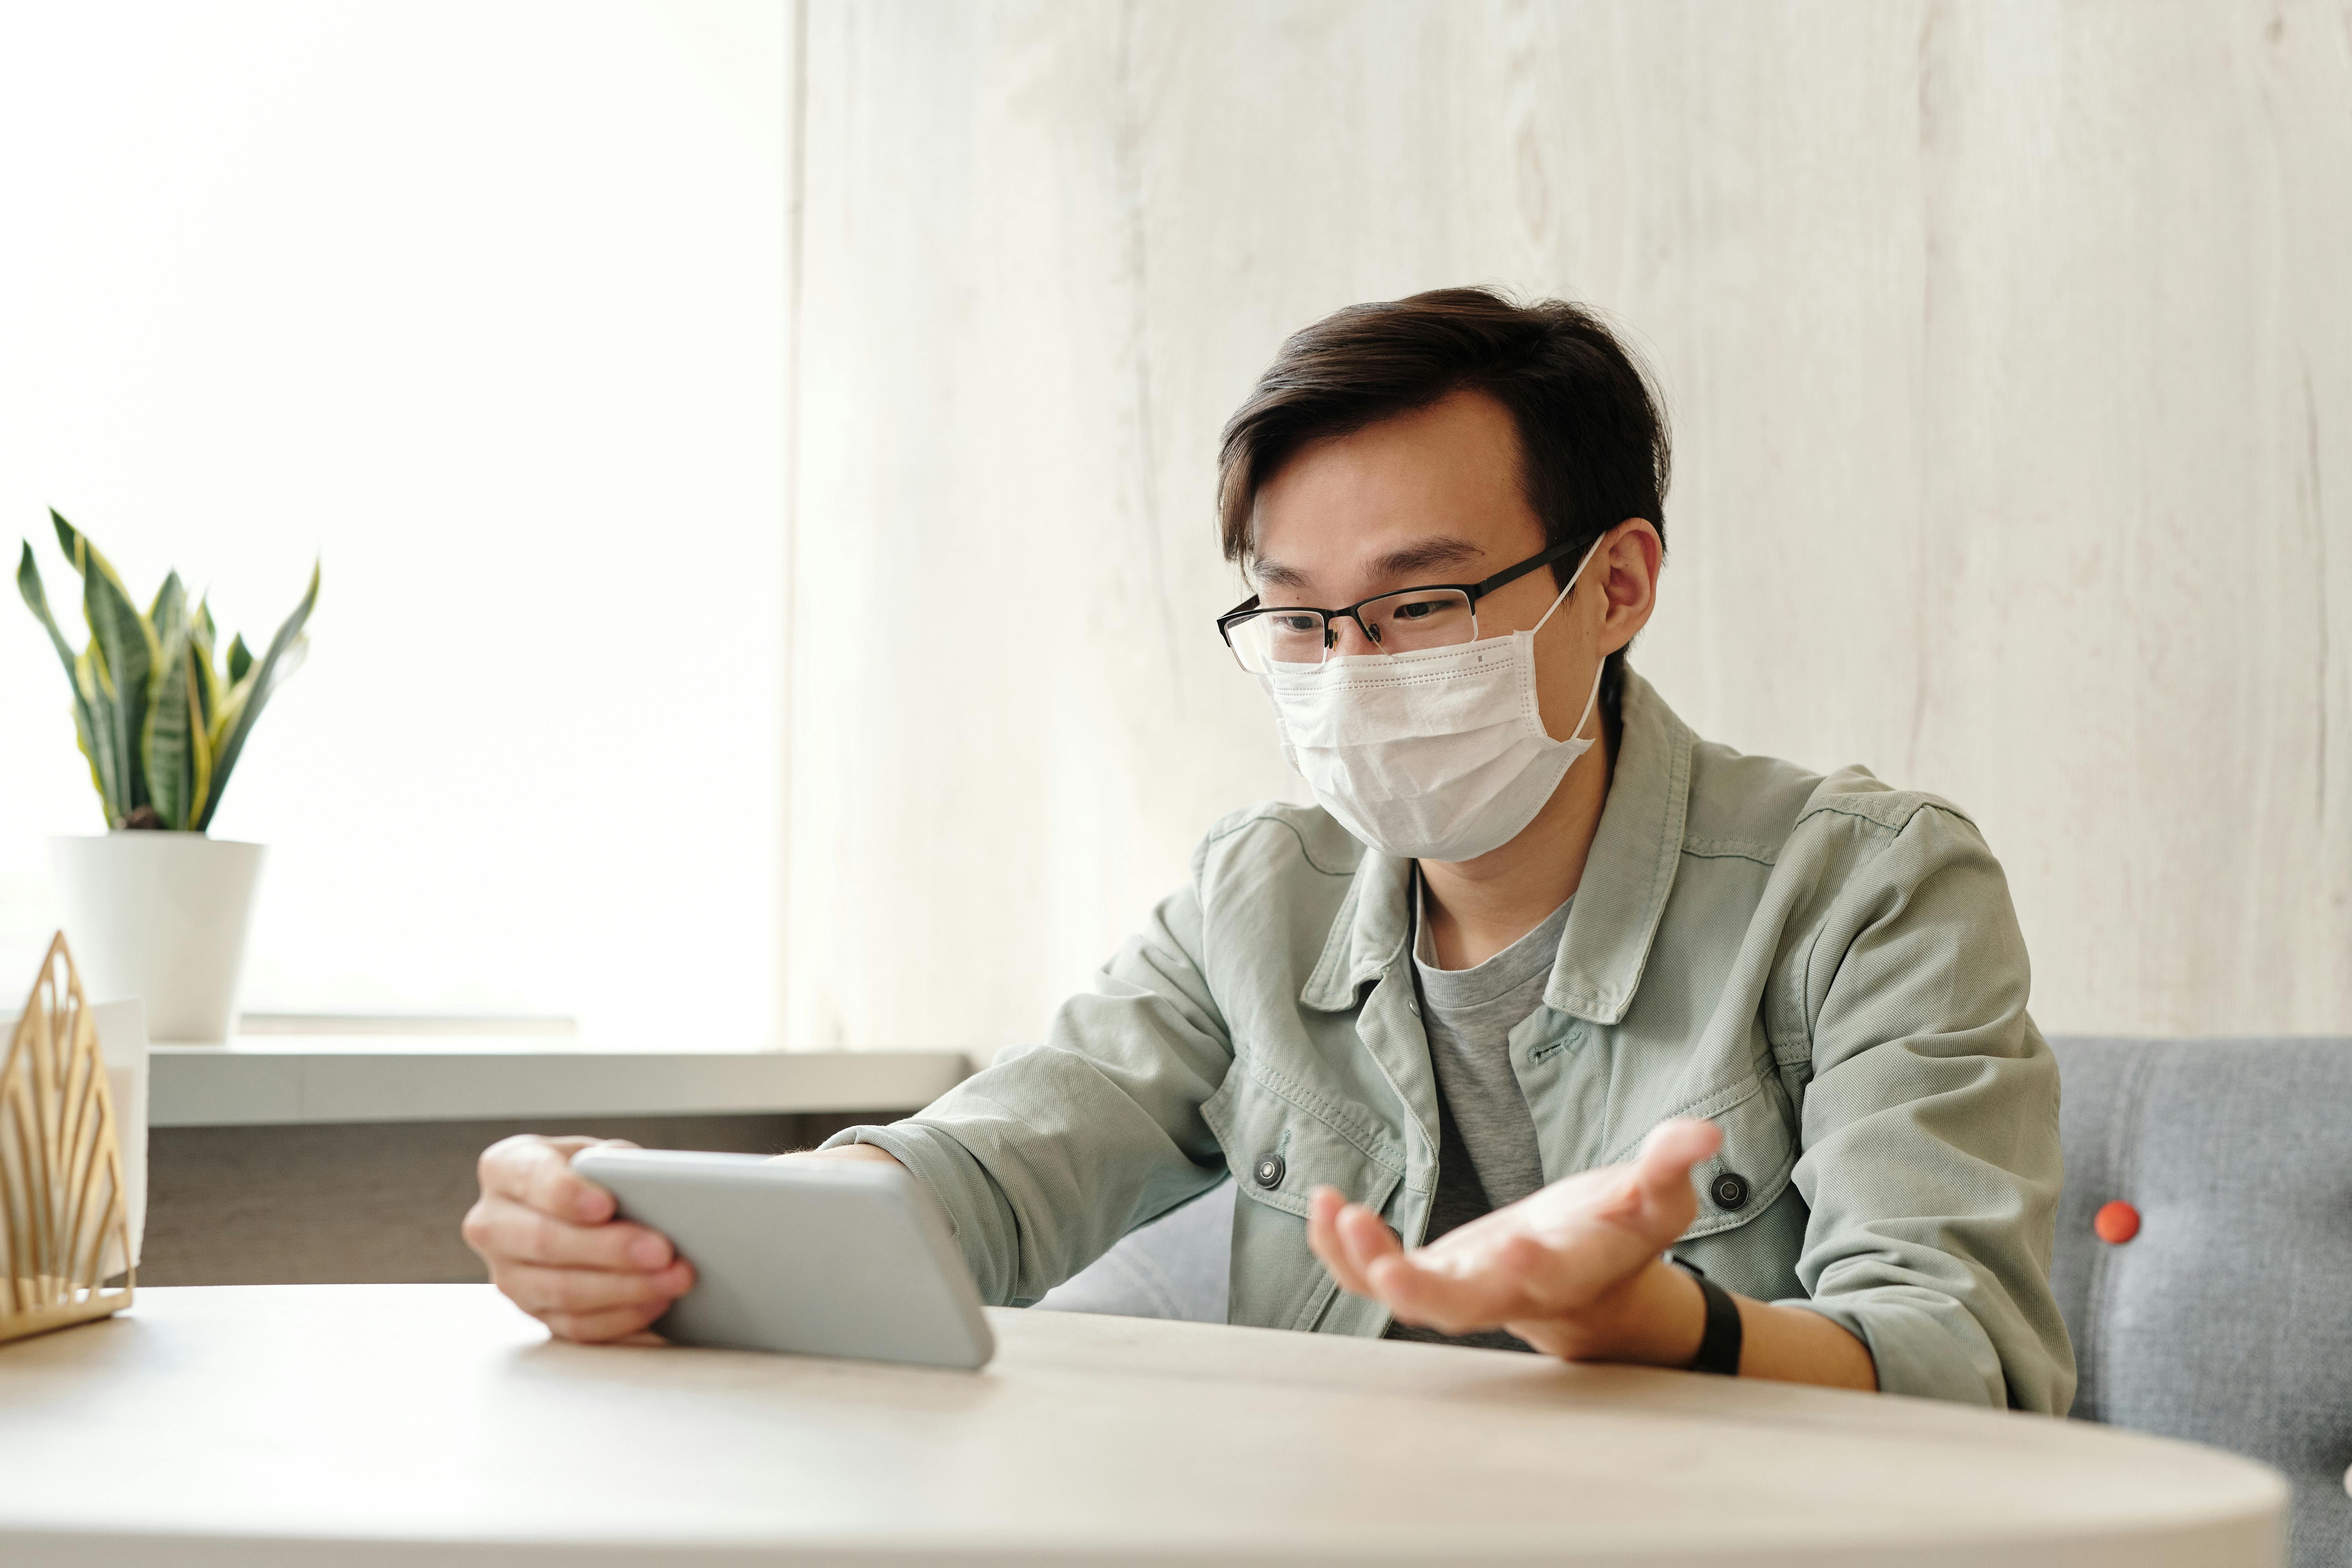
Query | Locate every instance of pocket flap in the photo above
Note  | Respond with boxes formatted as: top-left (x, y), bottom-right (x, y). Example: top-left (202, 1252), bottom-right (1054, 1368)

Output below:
top-left (1605, 1077), bottom-right (1798, 1244)
top-left (1203, 1061), bottom-right (1404, 1222)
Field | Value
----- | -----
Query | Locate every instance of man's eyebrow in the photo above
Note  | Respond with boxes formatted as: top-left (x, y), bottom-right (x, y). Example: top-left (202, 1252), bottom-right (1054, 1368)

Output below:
top-left (1251, 535), bottom-right (1487, 595)
top-left (1368, 536), bottom-right (1485, 581)
top-left (1250, 557), bottom-right (1310, 590)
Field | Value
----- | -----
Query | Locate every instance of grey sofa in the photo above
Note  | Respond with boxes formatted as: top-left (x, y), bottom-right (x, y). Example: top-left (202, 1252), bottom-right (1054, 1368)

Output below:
top-left (2053, 1036), bottom-right (2352, 1567)
top-left (1038, 1034), bottom-right (2352, 1568)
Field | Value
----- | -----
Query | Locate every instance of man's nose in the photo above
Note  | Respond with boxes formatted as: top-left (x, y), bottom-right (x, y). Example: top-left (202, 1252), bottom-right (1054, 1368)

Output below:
top-left (1328, 617), bottom-right (1382, 657)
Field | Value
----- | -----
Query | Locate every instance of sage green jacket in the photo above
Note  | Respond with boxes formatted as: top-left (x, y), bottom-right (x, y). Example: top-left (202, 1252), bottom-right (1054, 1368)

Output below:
top-left (829, 671), bottom-right (2076, 1413)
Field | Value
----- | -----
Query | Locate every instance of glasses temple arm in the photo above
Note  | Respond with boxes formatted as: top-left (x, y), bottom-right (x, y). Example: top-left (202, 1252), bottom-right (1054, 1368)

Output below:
top-left (1468, 537), bottom-right (1584, 601)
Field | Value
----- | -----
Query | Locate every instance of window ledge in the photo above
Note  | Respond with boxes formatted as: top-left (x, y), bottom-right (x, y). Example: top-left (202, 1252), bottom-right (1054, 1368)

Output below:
top-left (147, 1041), bottom-right (971, 1129)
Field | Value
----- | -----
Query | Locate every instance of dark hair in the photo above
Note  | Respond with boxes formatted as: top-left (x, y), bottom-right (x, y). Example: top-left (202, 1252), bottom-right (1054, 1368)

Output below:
top-left (1216, 286), bottom-right (1670, 712)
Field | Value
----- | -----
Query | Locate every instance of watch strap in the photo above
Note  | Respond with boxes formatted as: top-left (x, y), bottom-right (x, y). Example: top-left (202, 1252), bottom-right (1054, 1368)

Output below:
top-left (1673, 1258), bottom-right (1743, 1376)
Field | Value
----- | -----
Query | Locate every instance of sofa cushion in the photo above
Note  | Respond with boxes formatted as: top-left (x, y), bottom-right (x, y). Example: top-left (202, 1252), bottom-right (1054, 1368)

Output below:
top-left (1033, 1178), bottom-right (1233, 1322)
top-left (2051, 1035), bottom-right (2352, 1568)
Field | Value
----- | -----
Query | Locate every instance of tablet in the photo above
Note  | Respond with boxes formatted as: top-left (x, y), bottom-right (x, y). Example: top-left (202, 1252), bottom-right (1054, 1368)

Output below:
top-left (568, 1147), bottom-right (995, 1370)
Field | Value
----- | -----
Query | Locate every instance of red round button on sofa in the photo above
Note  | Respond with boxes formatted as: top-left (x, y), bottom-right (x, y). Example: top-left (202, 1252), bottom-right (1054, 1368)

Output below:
top-left (2094, 1200), bottom-right (2141, 1245)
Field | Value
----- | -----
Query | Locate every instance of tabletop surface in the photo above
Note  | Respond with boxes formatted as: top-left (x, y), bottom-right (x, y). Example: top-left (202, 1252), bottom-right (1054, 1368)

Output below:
top-left (0, 1285), bottom-right (2287, 1567)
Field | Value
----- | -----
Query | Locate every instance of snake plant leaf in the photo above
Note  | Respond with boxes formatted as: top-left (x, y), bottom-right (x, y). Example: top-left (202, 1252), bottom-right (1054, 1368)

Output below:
top-left (18, 542), bottom-right (82, 681)
top-left (187, 650), bottom-right (214, 831)
top-left (67, 690), bottom-right (110, 816)
top-left (206, 621), bottom-right (255, 759)
top-left (150, 570), bottom-right (187, 655)
top-left (82, 558), bottom-right (155, 818)
top-left (51, 510), bottom-right (149, 632)
top-left (187, 604), bottom-right (220, 729)
top-left (47, 509), bottom-right (143, 612)
top-left (196, 560), bottom-right (319, 831)
top-left (149, 575), bottom-right (203, 818)
top-left (206, 662), bottom-right (248, 759)
top-left (143, 619), bottom-right (183, 828)
top-left (20, 544), bottom-right (116, 822)
top-left (204, 690), bottom-right (247, 770)
top-left (54, 512), bottom-right (157, 820)
top-left (73, 647), bottom-right (123, 824)
top-left (142, 620), bottom-right (212, 831)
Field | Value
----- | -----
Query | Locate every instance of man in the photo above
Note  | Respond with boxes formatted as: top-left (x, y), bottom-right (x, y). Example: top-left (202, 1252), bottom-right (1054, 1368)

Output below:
top-left (464, 289), bottom-right (2074, 1410)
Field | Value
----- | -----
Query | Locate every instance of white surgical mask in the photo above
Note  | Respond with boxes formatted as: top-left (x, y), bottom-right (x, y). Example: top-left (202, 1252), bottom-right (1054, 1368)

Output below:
top-left (1256, 539), bottom-right (1604, 862)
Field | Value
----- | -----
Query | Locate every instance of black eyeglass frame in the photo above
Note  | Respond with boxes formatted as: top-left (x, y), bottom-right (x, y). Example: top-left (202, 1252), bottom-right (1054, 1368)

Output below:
top-left (1215, 535), bottom-right (1589, 664)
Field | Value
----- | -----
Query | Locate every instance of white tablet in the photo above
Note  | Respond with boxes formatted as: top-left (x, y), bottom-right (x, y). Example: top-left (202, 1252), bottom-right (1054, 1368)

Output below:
top-left (568, 1147), bottom-right (994, 1370)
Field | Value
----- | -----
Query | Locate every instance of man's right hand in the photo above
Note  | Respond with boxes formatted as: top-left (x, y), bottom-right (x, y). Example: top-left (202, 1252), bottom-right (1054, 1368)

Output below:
top-left (463, 1136), bottom-right (911, 1344)
top-left (462, 1134), bottom-right (695, 1343)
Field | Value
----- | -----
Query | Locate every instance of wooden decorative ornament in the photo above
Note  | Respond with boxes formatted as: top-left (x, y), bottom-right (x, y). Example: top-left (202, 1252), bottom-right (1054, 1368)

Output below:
top-left (0, 932), bottom-right (134, 1344)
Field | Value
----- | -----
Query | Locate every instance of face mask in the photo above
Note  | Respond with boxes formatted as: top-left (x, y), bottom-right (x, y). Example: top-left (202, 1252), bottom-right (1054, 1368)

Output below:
top-left (1256, 539), bottom-right (1604, 862)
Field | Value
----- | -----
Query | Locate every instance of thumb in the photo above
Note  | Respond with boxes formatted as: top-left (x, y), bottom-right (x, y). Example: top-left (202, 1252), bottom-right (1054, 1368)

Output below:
top-left (1626, 1116), bottom-right (1722, 1220)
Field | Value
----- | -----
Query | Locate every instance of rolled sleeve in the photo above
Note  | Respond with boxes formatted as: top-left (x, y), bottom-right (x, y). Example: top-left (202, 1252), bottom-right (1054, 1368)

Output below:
top-left (1785, 802), bottom-right (2077, 1413)
top-left (822, 860), bottom-right (1234, 1307)
top-left (825, 1120), bottom-right (1021, 1290)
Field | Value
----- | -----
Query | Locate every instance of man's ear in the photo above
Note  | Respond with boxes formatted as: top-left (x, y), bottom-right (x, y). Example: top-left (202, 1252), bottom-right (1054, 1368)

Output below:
top-left (1595, 519), bottom-right (1662, 657)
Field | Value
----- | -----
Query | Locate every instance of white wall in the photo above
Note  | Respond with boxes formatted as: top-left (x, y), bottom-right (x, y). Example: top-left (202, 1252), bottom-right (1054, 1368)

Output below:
top-left (8, 2), bottom-right (2341, 1053)
top-left (782, 0), bottom-right (2352, 1053)
top-left (0, 2), bottom-right (790, 1046)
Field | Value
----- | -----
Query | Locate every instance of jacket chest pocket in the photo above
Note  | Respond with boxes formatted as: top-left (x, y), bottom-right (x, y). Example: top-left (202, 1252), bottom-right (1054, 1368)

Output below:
top-left (1202, 1059), bottom-right (1406, 1330)
top-left (1612, 1073), bottom-right (1800, 1247)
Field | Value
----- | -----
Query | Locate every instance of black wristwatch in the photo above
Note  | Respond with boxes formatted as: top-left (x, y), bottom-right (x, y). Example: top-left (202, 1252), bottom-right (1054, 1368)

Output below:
top-left (1671, 1258), bottom-right (1743, 1376)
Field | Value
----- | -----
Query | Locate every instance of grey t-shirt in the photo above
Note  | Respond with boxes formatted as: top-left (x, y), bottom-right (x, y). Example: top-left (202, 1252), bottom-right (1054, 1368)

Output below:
top-left (1380, 877), bottom-right (1568, 1353)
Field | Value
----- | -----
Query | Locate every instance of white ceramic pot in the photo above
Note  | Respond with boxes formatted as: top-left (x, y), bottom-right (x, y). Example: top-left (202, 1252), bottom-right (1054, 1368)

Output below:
top-left (49, 835), bottom-right (266, 1045)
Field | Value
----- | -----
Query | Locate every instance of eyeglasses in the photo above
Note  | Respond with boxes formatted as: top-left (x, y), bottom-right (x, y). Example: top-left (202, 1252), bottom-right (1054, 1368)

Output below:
top-left (1216, 536), bottom-right (1587, 673)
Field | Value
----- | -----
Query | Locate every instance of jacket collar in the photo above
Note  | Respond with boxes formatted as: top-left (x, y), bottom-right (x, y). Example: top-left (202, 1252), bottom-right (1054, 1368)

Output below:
top-left (1299, 669), bottom-right (1694, 1024)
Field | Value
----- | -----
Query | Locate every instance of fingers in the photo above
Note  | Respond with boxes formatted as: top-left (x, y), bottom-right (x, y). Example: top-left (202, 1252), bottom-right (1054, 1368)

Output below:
top-left (541, 1301), bottom-right (677, 1344)
top-left (1311, 1184), bottom-right (1533, 1332)
top-left (492, 1257), bottom-right (695, 1320)
top-left (477, 1134), bottom-right (637, 1224)
top-left (1306, 1119), bottom-right (1727, 1340)
top-left (463, 1192), bottom-right (677, 1271)
top-left (1608, 1116), bottom-right (1722, 1229)
top-left (466, 1133), bottom-right (690, 1347)
top-left (1367, 1242), bottom-right (1534, 1335)
top-left (1311, 1185), bottom-right (1480, 1330)
top-left (1338, 1201), bottom-right (1405, 1283)
top-left (1308, 1186), bottom-right (1408, 1300)
top-left (1381, 1119), bottom-right (1723, 1336)
top-left (1306, 1186), bottom-right (1374, 1296)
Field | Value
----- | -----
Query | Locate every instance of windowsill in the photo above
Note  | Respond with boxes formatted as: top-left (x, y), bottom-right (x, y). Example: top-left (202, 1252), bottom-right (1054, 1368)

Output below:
top-left (147, 1040), bottom-right (971, 1129)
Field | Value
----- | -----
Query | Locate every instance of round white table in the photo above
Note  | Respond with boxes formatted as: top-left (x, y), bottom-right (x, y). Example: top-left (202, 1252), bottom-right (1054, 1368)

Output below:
top-left (0, 1285), bottom-right (2285, 1566)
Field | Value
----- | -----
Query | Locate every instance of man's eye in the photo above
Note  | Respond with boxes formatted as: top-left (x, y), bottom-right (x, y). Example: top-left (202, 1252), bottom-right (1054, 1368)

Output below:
top-left (1270, 615), bottom-right (1321, 635)
top-left (1392, 601), bottom-right (1436, 622)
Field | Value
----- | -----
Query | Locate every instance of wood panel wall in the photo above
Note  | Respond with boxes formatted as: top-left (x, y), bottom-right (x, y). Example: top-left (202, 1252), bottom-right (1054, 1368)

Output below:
top-left (781, 1), bottom-right (2352, 1054)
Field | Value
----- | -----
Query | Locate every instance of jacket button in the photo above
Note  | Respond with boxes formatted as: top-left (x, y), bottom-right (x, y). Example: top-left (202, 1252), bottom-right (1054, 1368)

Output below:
top-left (1710, 1171), bottom-right (1751, 1211)
top-left (2094, 1200), bottom-right (2140, 1244)
top-left (1254, 1152), bottom-right (1286, 1189)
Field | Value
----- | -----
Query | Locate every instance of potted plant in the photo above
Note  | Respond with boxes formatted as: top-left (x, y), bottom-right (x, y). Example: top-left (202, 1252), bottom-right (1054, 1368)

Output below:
top-left (16, 510), bottom-right (319, 1043)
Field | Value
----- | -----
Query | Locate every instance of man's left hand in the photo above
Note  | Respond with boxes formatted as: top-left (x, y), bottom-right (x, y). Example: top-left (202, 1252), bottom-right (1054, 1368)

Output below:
top-left (1306, 1116), bottom-right (1722, 1365)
